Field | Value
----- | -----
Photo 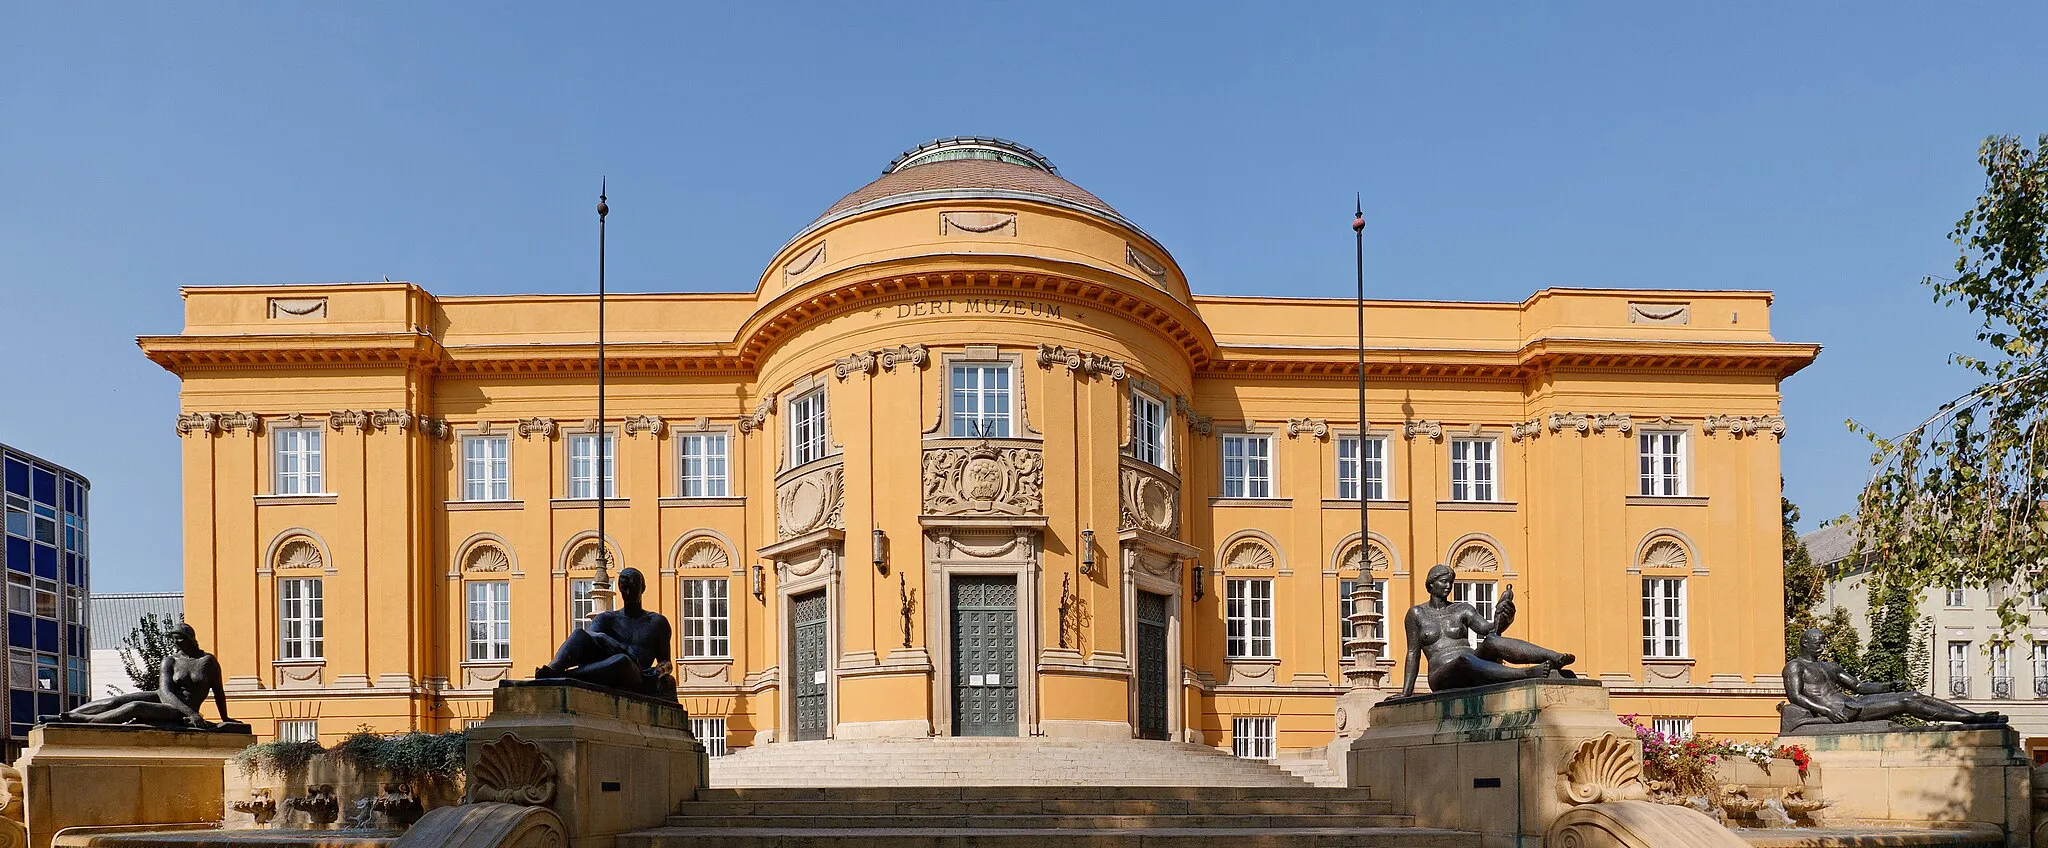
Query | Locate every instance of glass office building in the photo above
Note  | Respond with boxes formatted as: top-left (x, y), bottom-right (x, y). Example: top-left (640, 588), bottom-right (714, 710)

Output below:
top-left (0, 444), bottom-right (90, 753)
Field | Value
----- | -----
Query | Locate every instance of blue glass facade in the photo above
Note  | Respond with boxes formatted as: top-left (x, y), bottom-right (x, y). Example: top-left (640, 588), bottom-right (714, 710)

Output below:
top-left (0, 444), bottom-right (90, 745)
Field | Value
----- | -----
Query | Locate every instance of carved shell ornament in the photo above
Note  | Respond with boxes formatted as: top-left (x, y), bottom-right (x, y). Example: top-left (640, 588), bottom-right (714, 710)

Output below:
top-left (466, 734), bottom-right (558, 807)
top-left (1558, 733), bottom-right (1648, 805)
top-left (1346, 542), bottom-right (1390, 573)
top-left (277, 539), bottom-right (324, 571)
top-left (1640, 539), bottom-right (1688, 571)
top-left (1452, 543), bottom-right (1498, 573)
top-left (465, 545), bottom-right (510, 573)
top-left (1225, 540), bottom-right (1276, 571)
top-left (678, 540), bottom-right (731, 571)
top-left (569, 540), bottom-right (611, 572)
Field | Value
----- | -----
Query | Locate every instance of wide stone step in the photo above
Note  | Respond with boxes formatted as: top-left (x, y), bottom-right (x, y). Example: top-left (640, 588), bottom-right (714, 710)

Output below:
top-left (676, 798), bottom-right (1396, 816)
top-left (620, 826), bottom-right (1481, 848)
top-left (667, 813), bottom-right (1417, 829)
top-left (695, 786), bottom-right (1370, 802)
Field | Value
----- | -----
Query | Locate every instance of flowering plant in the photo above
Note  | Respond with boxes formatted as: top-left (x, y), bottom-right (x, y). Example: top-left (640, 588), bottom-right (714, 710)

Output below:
top-left (1619, 715), bottom-right (1811, 799)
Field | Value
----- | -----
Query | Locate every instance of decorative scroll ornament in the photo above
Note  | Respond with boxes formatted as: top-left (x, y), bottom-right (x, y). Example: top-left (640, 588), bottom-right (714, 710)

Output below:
top-left (877, 344), bottom-right (929, 371)
top-left (1175, 396), bottom-right (1214, 436)
top-left (923, 442), bottom-right (1044, 516)
top-left (516, 417), bottom-right (558, 440)
top-left (1510, 419), bottom-right (1543, 442)
top-left (1591, 413), bottom-right (1633, 434)
top-left (833, 351), bottom-right (876, 380)
top-left (420, 418), bottom-right (451, 440)
top-left (464, 545), bottom-right (510, 573)
top-left (1558, 733), bottom-right (1648, 805)
top-left (1036, 343), bottom-right (1127, 380)
top-left (176, 413), bottom-right (221, 436)
top-left (940, 211), bottom-right (1017, 236)
top-left (1125, 244), bottom-right (1169, 286)
top-left (370, 410), bottom-right (413, 432)
top-left (1118, 465), bottom-right (1180, 535)
top-left (1224, 540), bottom-right (1276, 571)
top-left (737, 394), bottom-right (777, 434)
top-left (1286, 418), bottom-right (1330, 439)
top-left (465, 734), bottom-right (558, 807)
top-left (782, 241), bottom-right (827, 282)
top-left (329, 410), bottom-right (369, 433)
top-left (777, 463), bottom-right (845, 539)
top-left (1548, 412), bottom-right (1591, 434)
top-left (1703, 414), bottom-right (1785, 439)
top-left (218, 412), bottom-right (262, 433)
top-left (623, 415), bottom-right (665, 437)
top-left (1403, 420), bottom-right (1442, 441)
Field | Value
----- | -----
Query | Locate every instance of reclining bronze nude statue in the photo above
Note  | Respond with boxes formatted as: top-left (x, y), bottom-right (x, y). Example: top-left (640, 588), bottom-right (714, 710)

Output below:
top-left (533, 566), bottom-right (677, 700)
top-left (50, 623), bottom-right (248, 731)
top-left (1780, 626), bottom-right (2005, 734)
top-left (1400, 563), bottom-right (1577, 697)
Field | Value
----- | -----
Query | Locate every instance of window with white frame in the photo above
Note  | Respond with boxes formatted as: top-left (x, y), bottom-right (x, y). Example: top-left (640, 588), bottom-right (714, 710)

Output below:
top-left (35, 654), bottom-right (58, 691)
top-left (4, 575), bottom-right (28, 616)
top-left (1949, 641), bottom-right (1971, 697)
top-left (277, 720), bottom-right (318, 743)
top-left (1642, 578), bottom-right (1686, 658)
top-left (691, 716), bottom-right (729, 757)
top-left (1336, 435), bottom-right (1388, 501)
top-left (1946, 586), bottom-right (1967, 607)
top-left (678, 433), bottom-right (729, 498)
top-left (462, 435), bottom-right (511, 501)
top-left (1651, 717), bottom-right (1694, 740)
top-left (274, 428), bottom-right (324, 495)
top-left (466, 581), bottom-right (511, 662)
top-left (681, 578), bottom-right (730, 658)
top-left (1221, 434), bottom-right (1274, 498)
top-left (1338, 578), bottom-right (1388, 647)
top-left (949, 363), bottom-right (1013, 438)
top-left (789, 389), bottom-right (828, 467)
top-left (278, 577), bottom-right (324, 660)
top-left (1233, 716), bottom-right (1276, 760)
top-left (567, 433), bottom-right (617, 499)
top-left (7, 650), bottom-right (28, 692)
top-left (571, 579), bottom-right (595, 628)
top-left (1453, 580), bottom-right (1496, 647)
top-left (1637, 431), bottom-right (1686, 497)
top-left (1225, 578), bottom-right (1275, 659)
top-left (2033, 643), bottom-right (2048, 698)
top-left (1993, 643), bottom-right (2013, 697)
top-left (1449, 438), bottom-right (1496, 502)
top-left (1131, 392), bottom-right (1167, 468)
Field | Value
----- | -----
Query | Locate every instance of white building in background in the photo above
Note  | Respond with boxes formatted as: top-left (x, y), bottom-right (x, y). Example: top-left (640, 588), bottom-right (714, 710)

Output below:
top-left (1805, 522), bottom-right (2048, 761)
top-left (87, 592), bottom-right (182, 698)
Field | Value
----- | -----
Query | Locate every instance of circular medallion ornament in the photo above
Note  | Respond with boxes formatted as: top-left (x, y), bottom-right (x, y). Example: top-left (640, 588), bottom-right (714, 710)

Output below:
top-left (963, 457), bottom-right (1006, 502)
top-left (785, 478), bottom-right (826, 531)
top-left (1137, 477), bottom-right (1175, 531)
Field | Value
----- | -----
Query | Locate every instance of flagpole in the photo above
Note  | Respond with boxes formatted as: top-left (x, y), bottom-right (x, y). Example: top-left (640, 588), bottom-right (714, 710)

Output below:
top-left (593, 179), bottom-right (614, 612)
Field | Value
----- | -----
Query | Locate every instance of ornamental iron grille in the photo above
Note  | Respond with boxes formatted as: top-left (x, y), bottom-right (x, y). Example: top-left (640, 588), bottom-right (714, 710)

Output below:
top-left (951, 576), bottom-right (1019, 736)
top-left (791, 591), bottom-right (830, 741)
top-left (1135, 591), bottom-right (1170, 741)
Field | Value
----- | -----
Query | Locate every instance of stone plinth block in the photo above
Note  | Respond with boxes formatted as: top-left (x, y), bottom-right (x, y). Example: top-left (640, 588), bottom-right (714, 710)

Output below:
top-left (1780, 725), bottom-right (2029, 847)
top-left (1348, 678), bottom-right (1626, 848)
top-left (468, 681), bottom-right (704, 848)
top-left (14, 724), bottom-right (252, 848)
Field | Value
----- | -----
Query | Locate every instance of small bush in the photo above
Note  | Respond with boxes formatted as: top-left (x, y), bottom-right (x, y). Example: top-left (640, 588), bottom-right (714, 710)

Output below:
top-left (329, 728), bottom-right (468, 787)
top-left (231, 739), bottom-right (325, 779)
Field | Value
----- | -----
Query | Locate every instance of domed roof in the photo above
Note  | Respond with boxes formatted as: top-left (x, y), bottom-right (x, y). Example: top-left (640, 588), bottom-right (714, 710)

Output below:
top-left (806, 137), bottom-right (1121, 229)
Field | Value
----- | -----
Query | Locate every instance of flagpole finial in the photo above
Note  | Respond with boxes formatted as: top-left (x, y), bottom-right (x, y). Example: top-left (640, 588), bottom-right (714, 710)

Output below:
top-left (1352, 194), bottom-right (1365, 233)
top-left (598, 177), bottom-right (609, 220)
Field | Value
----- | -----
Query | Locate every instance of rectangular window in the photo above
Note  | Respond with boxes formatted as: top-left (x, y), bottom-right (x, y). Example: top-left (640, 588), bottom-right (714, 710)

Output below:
top-left (34, 581), bottom-right (56, 619)
top-left (681, 579), bottom-right (731, 659)
top-left (5, 576), bottom-right (28, 615)
top-left (2032, 644), bottom-right (2048, 699)
top-left (466, 581), bottom-right (511, 662)
top-left (789, 390), bottom-right (828, 467)
top-left (66, 656), bottom-right (87, 696)
top-left (1338, 579), bottom-right (1388, 647)
top-left (278, 577), bottom-right (325, 660)
top-left (1224, 578), bottom-right (1275, 659)
top-left (1641, 577), bottom-right (1686, 658)
top-left (1336, 436), bottom-right (1388, 501)
top-left (1948, 641), bottom-right (1970, 698)
top-left (1221, 435), bottom-right (1274, 498)
top-left (1637, 431), bottom-right (1686, 497)
top-left (462, 436), bottom-right (511, 501)
top-left (1453, 580), bottom-right (1496, 648)
top-left (1993, 644), bottom-right (2014, 697)
top-left (949, 364), bottom-right (1013, 438)
top-left (571, 579), bottom-right (595, 629)
top-left (678, 433), bottom-right (730, 498)
top-left (277, 719), bottom-right (318, 743)
top-left (1651, 717), bottom-right (1694, 740)
top-left (1449, 438), bottom-right (1497, 502)
top-left (1946, 586), bottom-right (1967, 607)
top-left (567, 434), bottom-right (618, 500)
top-left (273, 428), bottom-right (325, 495)
top-left (1131, 392), bottom-right (1168, 468)
top-left (1232, 716), bottom-right (1276, 760)
top-left (35, 654), bottom-right (57, 692)
top-left (7, 649), bottom-right (29, 691)
top-left (691, 716), bottom-right (729, 757)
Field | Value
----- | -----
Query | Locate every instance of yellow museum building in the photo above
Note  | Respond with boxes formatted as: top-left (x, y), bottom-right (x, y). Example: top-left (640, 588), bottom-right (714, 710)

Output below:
top-left (139, 138), bottom-right (1818, 753)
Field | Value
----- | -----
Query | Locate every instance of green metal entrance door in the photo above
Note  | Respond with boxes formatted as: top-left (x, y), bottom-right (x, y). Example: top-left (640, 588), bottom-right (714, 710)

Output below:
top-left (791, 590), bottom-right (829, 741)
top-left (951, 576), bottom-right (1019, 736)
top-left (1135, 590), bottom-right (1170, 740)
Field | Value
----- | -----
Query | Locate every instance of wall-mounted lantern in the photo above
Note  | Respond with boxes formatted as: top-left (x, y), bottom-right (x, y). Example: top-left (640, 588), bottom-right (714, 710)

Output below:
top-left (750, 564), bottom-right (765, 601)
top-left (873, 528), bottom-right (888, 576)
top-left (1080, 528), bottom-right (1095, 575)
top-left (1191, 560), bottom-right (1206, 601)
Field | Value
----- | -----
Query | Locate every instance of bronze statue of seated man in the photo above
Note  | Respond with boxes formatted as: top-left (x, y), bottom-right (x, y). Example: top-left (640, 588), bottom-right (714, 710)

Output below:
top-left (51, 623), bottom-right (249, 731)
top-left (1781, 627), bottom-right (2005, 734)
top-left (533, 566), bottom-right (677, 700)
top-left (1401, 563), bottom-right (1576, 697)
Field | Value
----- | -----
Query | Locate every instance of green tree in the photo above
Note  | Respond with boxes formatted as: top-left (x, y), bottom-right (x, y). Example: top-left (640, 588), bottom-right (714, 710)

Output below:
top-left (1850, 134), bottom-right (2048, 635)
top-left (1821, 605), bottom-right (1863, 677)
top-left (1782, 495), bottom-right (1824, 660)
top-left (1862, 577), bottom-right (1920, 685)
top-left (118, 612), bottom-right (184, 693)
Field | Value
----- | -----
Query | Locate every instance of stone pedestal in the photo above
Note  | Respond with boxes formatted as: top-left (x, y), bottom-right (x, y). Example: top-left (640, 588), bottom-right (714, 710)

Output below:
top-left (1348, 678), bottom-right (1627, 848)
top-left (1783, 725), bottom-right (2029, 848)
top-left (13, 724), bottom-right (251, 848)
top-left (467, 681), bottom-right (704, 848)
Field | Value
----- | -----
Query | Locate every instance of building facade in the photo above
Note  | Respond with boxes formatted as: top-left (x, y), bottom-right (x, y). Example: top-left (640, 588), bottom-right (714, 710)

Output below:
top-left (141, 138), bottom-right (1817, 751)
top-left (88, 591), bottom-right (184, 699)
top-left (1806, 522), bottom-right (2048, 759)
top-left (0, 443), bottom-right (92, 756)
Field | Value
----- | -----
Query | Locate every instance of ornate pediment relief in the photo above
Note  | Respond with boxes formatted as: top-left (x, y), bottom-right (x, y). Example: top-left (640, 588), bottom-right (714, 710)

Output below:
top-left (1118, 463), bottom-right (1179, 536)
top-left (923, 442), bottom-right (1043, 516)
top-left (777, 462), bottom-right (845, 539)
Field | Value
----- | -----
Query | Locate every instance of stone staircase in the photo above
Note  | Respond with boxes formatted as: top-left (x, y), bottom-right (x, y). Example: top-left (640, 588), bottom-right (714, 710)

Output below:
top-left (626, 785), bottom-right (1481, 847)
top-left (1274, 753), bottom-right (1345, 787)
top-left (708, 736), bottom-right (1316, 787)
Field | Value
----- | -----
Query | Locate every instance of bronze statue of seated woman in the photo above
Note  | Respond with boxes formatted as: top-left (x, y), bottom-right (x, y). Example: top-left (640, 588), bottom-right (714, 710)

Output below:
top-left (1781, 627), bottom-right (2005, 733)
top-left (51, 624), bottom-right (248, 731)
top-left (1400, 563), bottom-right (1577, 697)
top-left (533, 567), bottom-right (677, 700)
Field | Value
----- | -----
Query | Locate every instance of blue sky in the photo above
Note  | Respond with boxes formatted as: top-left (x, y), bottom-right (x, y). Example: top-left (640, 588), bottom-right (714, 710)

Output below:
top-left (3, 4), bottom-right (2043, 592)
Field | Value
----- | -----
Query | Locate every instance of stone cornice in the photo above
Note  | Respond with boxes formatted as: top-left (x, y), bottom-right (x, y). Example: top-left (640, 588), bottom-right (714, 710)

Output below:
top-left (1199, 338), bottom-right (1819, 380)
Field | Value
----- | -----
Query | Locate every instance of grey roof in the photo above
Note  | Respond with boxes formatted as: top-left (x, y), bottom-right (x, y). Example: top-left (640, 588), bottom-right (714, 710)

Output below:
top-left (88, 592), bottom-right (183, 651)
top-left (1800, 522), bottom-right (1860, 569)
